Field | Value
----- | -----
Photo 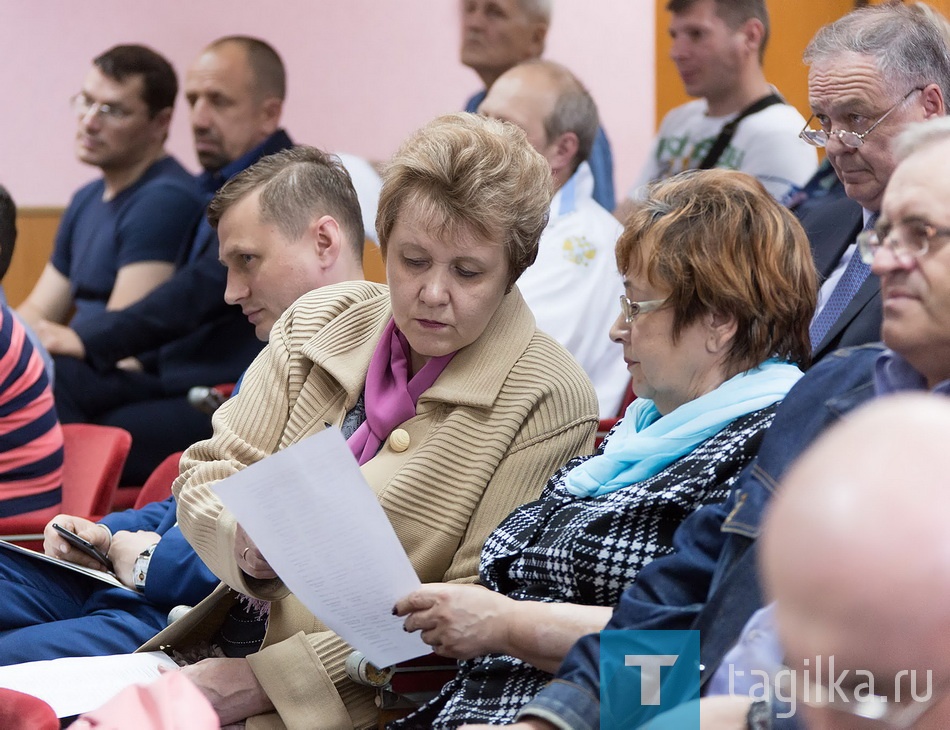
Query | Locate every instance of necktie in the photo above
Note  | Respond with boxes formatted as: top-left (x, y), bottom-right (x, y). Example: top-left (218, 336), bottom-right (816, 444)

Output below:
top-left (809, 214), bottom-right (877, 349)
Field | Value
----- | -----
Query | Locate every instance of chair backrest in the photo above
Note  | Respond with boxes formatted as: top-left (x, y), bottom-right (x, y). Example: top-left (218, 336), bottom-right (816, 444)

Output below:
top-left (60, 423), bottom-right (133, 516)
top-left (362, 241), bottom-right (386, 283)
top-left (0, 689), bottom-right (58, 730)
top-left (133, 451), bottom-right (182, 510)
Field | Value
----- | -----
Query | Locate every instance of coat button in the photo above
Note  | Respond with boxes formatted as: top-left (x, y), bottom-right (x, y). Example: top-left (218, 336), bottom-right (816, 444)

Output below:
top-left (388, 429), bottom-right (410, 452)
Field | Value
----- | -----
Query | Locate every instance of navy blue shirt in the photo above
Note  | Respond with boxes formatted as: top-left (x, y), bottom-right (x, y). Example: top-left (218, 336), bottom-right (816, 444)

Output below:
top-left (73, 130), bottom-right (295, 393)
top-left (52, 156), bottom-right (203, 330)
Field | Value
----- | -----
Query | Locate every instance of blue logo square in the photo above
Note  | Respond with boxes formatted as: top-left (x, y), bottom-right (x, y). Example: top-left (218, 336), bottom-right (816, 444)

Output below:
top-left (600, 630), bottom-right (700, 729)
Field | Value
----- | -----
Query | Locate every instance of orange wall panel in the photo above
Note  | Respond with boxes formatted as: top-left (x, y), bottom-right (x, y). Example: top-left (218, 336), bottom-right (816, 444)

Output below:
top-left (7, 209), bottom-right (60, 308)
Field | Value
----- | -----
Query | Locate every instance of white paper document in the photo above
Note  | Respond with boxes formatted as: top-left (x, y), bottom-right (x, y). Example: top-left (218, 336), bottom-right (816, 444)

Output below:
top-left (211, 427), bottom-right (429, 667)
top-left (0, 651), bottom-right (178, 717)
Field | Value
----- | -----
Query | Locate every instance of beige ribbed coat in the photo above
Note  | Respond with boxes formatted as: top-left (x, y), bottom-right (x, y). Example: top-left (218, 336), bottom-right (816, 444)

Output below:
top-left (145, 280), bottom-right (598, 729)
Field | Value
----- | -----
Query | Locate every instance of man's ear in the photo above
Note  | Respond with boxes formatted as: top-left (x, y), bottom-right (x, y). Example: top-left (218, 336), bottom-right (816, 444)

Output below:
top-left (150, 107), bottom-right (174, 142)
top-left (310, 214), bottom-right (342, 266)
top-left (921, 83), bottom-right (945, 119)
top-left (705, 309), bottom-right (738, 355)
top-left (550, 131), bottom-right (580, 179)
top-left (529, 22), bottom-right (548, 57)
top-left (260, 97), bottom-right (283, 135)
top-left (738, 18), bottom-right (765, 59)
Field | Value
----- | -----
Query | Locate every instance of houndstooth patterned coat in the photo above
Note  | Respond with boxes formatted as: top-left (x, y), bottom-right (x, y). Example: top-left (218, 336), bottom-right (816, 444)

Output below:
top-left (390, 404), bottom-right (779, 728)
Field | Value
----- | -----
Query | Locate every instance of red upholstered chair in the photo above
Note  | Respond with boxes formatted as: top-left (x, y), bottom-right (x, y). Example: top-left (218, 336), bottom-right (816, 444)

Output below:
top-left (0, 688), bottom-right (58, 730)
top-left (0, 423), bottom-right (132, 549)
top-left (132, 451), bottom-right (182, 510)
top-left (60, 424), bottom-right (132, 516)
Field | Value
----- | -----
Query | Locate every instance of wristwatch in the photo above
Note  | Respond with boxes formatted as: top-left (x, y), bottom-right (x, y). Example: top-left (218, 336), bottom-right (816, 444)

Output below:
top-left (132, 543), bottom-right (159, 591)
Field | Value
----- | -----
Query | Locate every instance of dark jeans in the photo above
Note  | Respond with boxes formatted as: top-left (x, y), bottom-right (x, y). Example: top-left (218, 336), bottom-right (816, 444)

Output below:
top-left (0, 549), bottom-right (168, 664)
top-left (53, 357), bottom-right (212, 485)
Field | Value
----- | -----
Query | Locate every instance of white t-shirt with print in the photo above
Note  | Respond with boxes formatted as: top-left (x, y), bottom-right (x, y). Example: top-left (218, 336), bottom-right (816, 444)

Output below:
top-left (518, 162), bottom-right (629, 418)
top-left (629, 98), bottom-right (818, 201)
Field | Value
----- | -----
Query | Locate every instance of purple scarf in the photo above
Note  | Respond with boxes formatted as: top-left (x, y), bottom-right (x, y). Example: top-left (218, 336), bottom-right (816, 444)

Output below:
top-left (347, 318), bottom-right (455, 465)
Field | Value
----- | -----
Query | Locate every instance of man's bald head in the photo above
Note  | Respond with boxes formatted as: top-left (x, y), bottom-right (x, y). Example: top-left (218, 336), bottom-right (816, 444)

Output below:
top-left (479, 59), bottom-right (598, 188)
top-left (762, 394), bottom-right (950, 727)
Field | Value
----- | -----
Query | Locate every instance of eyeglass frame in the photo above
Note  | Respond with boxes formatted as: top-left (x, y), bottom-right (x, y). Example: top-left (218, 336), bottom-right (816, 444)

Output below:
top-left (775, 663), bottom-right (949, 728)
top-left (857, 219), bottom-right (950, 265)
top-left (69, 92), bottom-right (137, 123)
top-left (619, 294), bottom-right (666, 323)
top-left (798, 87), bottom-right (924, 149)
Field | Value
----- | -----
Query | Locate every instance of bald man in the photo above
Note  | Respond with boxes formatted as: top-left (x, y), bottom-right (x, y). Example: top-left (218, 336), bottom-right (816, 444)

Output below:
top-left (479, 59), bottom-right (628, 416)
top-left (760, 393), bottom-right (950, 729)
top-left (460, 0), bottom-right (616, 209)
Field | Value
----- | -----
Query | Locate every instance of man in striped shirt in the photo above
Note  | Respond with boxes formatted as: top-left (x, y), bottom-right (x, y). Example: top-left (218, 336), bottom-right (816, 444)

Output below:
top-left (0, 185), bottom-right (64, 529)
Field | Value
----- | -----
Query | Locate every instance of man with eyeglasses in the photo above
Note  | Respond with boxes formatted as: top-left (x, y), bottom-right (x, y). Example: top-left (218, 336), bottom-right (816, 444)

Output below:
top-left (35, 37), bottom-right (293, 486)
top-left (793, 4), bottom-right (947, 363)
top-left (17, 44), bottom-right (203, 365)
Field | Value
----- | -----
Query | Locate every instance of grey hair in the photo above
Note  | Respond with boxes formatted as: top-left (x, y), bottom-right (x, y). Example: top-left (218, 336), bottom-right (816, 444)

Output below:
top-left (894, 116), bottom-right (950, 162)
top-left (519, 59), bottom-right (598, 172)
top-left (517, 0), bottom-right (552, 23)
top-left (804, 4), bottom-right (950, 104)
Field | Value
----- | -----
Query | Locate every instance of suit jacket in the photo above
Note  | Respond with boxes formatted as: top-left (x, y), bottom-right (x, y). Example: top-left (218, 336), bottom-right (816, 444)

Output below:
top-left (797, 194), bottom-right (883, 362)
top-left (73, 130), bottom-right (295, 393)
top-left (99, 496), bottom-right (218, 609)
top-left (142, 281), bottom-right (600, 729)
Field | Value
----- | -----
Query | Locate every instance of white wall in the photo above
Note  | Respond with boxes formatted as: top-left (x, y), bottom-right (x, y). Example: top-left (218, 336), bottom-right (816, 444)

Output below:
top-left (0, 1), bottom-right (654, 206)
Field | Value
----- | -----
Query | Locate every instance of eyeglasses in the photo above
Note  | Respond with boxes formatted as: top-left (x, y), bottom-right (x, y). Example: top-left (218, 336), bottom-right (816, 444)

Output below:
top-left (799, 88), bottom-right (923, 149)
top-left (619, 295), bottom-right (666, 323)
top-left (70, 93), bottom-right (135, 123)
top-left (776, 664), bottom-right (948, 728)
top-left (857, 219), bottom-right (950, 264)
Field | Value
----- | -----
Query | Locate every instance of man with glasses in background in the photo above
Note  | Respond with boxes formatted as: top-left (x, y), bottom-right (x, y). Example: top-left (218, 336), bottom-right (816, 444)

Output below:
top-left (794, 3), bottom-right (947, 362)
top-left (17, 45), bottom-right (202, 352)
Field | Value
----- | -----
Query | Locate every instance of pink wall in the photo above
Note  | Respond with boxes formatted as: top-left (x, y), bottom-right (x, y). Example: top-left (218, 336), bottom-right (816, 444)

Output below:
top-left (0, 1), bottom-right (654, 207)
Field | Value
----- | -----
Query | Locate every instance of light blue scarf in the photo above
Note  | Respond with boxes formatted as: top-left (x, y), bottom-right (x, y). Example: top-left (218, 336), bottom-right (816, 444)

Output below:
top-left (564, 359), bottom-right (803, 498)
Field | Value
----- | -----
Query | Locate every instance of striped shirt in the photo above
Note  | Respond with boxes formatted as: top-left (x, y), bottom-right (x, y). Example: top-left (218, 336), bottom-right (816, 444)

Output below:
top-left (0, 304), bottom-right (63, 522)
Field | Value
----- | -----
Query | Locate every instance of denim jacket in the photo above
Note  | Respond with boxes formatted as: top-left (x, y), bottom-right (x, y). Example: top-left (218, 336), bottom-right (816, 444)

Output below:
top-left (519, 345), bottom-right (885, 730)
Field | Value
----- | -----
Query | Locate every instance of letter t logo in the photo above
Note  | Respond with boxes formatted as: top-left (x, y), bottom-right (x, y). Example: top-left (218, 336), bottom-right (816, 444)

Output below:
top-left (625, 654), bottom-right (679, 705)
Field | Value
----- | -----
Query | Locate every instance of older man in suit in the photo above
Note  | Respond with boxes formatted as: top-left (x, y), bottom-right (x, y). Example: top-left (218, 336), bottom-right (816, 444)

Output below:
top-left (795, 5), bottom-right (948, 362)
